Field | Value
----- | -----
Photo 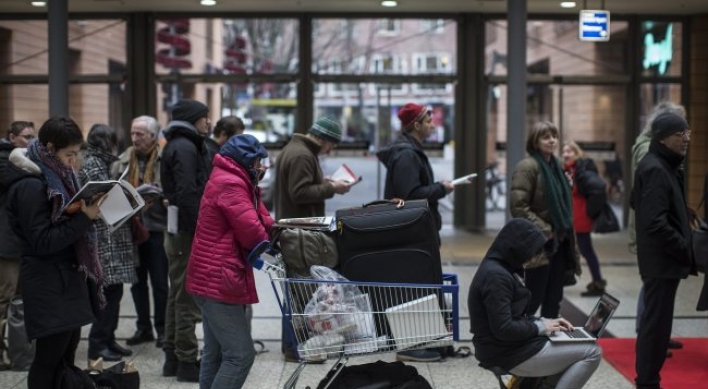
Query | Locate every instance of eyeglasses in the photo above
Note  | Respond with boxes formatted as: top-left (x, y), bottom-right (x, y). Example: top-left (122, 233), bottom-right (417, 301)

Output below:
top-left (20, 134), bottom-right (35, 140)
top-left (675, 130), bottom-right (691, 138)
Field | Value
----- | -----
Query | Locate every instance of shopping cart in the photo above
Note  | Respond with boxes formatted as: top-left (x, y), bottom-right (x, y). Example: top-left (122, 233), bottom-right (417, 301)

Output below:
top-left (248, 241), bottom-right (460, 389)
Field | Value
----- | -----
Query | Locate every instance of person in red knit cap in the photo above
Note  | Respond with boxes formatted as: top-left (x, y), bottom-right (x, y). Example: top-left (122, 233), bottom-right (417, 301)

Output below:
top-left (376, 102), bottom-right (454, 362)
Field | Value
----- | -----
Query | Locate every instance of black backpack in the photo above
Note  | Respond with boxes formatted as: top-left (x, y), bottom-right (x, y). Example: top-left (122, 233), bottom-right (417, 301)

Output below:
top-left (316, 360), bottom-right (432, 389)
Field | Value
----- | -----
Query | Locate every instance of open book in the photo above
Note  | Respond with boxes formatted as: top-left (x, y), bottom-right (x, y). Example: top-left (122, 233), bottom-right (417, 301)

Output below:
top-left (67, 170), bottom-right (145, 233)
top-left (330, 164), bottom-right (363, 186)
top-left (451, 173), bottom-right (477, 186)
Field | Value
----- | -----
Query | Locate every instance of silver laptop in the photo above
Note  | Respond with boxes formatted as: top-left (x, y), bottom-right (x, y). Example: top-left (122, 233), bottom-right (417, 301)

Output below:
top-left (549, 293), bottom-right (620, 343)
top-left (384, 294), bottom-right (452, 350)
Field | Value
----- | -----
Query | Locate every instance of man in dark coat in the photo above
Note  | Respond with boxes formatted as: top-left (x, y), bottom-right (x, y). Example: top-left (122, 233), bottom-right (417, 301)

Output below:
top-left (376, 103), bottom-right (454, 362)
top-left (376, 103), bottom-right (454, 237)
top-left (160, 99), bottom-right (212, 382)
top-left (633, 111), bottom-right (697, 389)
top-left (274, 116), bottom-right (351, 362)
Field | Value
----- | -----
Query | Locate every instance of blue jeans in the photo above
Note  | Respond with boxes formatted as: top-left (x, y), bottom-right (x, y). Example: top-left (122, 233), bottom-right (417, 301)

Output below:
top-left (194, 295), bottom-right (255, 389)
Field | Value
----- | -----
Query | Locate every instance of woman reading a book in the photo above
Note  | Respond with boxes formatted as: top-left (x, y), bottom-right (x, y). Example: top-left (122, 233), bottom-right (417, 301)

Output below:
top-left (79, 124), bottom-right (138, 362)
top-left (186, 134), bottom-right (273, 389)
top-left (6, 117), bottom-right (103, 389)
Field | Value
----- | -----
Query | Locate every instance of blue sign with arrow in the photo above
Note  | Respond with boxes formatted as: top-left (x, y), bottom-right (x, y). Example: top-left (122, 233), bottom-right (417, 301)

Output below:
top-left (579, 10), bottom-right (610, 42)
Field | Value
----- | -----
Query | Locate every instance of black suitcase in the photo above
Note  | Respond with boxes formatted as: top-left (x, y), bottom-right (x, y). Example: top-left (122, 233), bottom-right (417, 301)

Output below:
top-left (335, 199), bottom-right (442, 284)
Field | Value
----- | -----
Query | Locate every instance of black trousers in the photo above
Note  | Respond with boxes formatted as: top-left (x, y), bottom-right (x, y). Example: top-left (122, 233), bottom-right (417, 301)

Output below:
top-left (635, 277), bottom-right (680, 389)
top-left (88, 283), bottom-right (124, 358)
top-left (131, 231), bottom-right (169, 337)
top-left (525, 239), bottom-right (568, 318)
top-left (28, 327), bottom-right (80, 389)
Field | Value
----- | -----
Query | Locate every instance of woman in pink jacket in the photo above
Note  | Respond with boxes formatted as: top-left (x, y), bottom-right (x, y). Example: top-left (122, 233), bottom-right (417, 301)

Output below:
top-left (186, 134), bottom-right (273, 389)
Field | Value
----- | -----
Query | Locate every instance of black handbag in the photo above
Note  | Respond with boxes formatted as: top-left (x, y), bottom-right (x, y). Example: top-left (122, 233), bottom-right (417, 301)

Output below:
top-left (692, 199), bottom-right (708, 272)
top-left (88, 361), bottom-right (140, 389)
top-left (593, 203), bottom-right (620, 234)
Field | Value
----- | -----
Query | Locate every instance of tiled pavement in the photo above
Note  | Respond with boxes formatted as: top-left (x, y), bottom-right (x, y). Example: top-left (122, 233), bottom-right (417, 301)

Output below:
top-left (2, 226), bottom-right (706, 388)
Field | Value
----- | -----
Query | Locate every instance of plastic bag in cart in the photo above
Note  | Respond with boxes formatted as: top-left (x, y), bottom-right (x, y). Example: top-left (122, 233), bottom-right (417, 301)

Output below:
top-left (304, 266), bottom-right (377, 342)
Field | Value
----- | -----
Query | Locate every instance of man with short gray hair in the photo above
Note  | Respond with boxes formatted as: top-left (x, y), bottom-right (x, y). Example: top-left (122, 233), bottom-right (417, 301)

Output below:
top-left (111, 115), bottom-right (168, 350)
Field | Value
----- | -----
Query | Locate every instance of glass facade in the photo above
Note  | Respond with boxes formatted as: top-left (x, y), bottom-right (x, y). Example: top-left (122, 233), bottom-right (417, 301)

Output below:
top-left (0, 14), bottom-right (690, 229)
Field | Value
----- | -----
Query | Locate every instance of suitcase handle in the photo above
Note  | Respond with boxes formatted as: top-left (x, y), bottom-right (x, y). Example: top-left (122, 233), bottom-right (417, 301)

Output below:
top-left (362, 198), bottom-right (405, 209)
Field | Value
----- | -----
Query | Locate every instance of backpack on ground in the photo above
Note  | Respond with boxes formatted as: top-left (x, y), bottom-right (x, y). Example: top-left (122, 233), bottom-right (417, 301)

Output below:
top-left (316, 360), bottom-right (432, 389)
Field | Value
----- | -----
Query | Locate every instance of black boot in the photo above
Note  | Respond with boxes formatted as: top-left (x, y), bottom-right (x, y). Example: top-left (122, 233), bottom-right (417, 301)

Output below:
top-left (176, 360), bottom-right (200, 382)
top-left (581, 280), bottom-right (606, 297)
top-left (162, 349), bottom-right (178, 377)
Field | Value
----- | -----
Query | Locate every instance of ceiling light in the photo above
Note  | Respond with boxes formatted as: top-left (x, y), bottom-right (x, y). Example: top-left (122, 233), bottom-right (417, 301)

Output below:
top-left (30, 1), bottom-right (47, 6)
top-left (381, 0), bottom-right (398, 7)
top-left (560, 1), bottom-right (577, 8)
top-left (200, 0), bottom-right (217, 6)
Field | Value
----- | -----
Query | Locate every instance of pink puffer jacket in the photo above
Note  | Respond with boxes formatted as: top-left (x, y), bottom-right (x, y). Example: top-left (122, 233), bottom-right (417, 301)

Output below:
top-left (186, 153), bottom-right (273, 304)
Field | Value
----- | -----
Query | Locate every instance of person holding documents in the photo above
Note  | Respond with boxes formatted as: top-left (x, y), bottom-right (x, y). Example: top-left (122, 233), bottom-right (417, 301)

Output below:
top-left (160, 99), bottom-right (212, 382)
top-left (111, 115), bottom-right (169, 349)
top-left (79, 124), bottom-right (138, 363)
top-left (186, 134), bottom-right (273, 389)
top-left (274, 116), bottom-right (350, 362)
top-left (375, 102), bottom-right (453, 363)
top-left (6, 117), bottom-right (104, 389)
top-left (469, 218), bottom-right (601, 389)
top-left (377, 103), bottom-right (454, 242)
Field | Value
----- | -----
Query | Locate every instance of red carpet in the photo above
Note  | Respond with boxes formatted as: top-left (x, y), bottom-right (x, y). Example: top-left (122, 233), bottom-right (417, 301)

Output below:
top-left (598, 338), bottom-right (708, 389)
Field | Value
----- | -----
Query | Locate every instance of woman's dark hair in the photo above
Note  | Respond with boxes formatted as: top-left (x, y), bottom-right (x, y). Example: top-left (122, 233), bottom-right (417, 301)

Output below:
top-left (213, 116), bottom-right (245, 139)
top-left (37, 117), bottom-right (84, 150)
top-left (86, 123), bottom-right (117, 154)
top-left (7, 121), bottom-right (34, 139)
top-left (525, 121), bottom-right (559, 154)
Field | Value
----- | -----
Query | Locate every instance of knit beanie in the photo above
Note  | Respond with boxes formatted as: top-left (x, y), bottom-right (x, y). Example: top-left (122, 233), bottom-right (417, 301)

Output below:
top-left (308, 117), bottom-right (342, 143)
top-left (651, 112), bottom-right (688, 141)
top-left (398, 103), bottom-right (428, 132)
top-left (171, 99), bottom-right (209, 125)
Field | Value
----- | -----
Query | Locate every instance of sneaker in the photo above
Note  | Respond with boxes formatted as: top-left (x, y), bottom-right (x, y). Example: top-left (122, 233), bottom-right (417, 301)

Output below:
top-left (395, 349), bottom-right (442, 362)
top-left (176, 361), bottom-right (200, 382)
top-left (162, 349), bottom-right (178, 377)
top-left (668, 339), bottom-right (683, 349)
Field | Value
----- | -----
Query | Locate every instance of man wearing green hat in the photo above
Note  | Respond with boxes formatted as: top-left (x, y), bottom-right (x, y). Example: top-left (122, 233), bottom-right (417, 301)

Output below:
top-left (274, 116), bottom-right (351, 361)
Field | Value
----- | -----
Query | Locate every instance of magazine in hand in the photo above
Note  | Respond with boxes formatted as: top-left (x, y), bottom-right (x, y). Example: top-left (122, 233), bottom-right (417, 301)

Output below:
top-left (451, 173), bottom-right (477, 186)
top-left (67, 169), bottom-right (145, 233)
top-left (330, 164), bottom-right (363, 186)
top-left (274, 216), bottom-right (335, 231)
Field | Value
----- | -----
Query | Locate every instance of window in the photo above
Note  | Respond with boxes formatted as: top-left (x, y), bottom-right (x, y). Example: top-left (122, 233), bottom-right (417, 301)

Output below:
top-left (377, 19), bottom-right (400, 36)
top-left (420, 19), bottom-right (445, 34)
top-left (413, 53), bottom-right (452, 74)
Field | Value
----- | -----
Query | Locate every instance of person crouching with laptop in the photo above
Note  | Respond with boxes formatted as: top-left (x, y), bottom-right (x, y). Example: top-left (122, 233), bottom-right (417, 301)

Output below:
top-left (468, 218), bottom-right (601, 388)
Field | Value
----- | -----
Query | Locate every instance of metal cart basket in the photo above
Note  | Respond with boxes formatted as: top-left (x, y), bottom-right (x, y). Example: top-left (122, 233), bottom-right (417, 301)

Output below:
top-left (250, 242), bottom-right (460, 389)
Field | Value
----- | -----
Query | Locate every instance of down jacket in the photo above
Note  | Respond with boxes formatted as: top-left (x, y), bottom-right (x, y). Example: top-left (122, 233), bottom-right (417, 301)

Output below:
top-left (468, 218), bottom-right (549, 371)
top-left (186, 153), bottom-right (273, 304)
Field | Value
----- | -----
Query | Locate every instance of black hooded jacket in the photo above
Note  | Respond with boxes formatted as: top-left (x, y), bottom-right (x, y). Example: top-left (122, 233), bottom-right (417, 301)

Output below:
top-left (376, 132), bottom-right (446, 232)
top-left (0, 140), bottom-right (27, 258)
top-left (468, 218), bottom-right (549, 370)
top-left (160, 121), bottom-right (212, 234)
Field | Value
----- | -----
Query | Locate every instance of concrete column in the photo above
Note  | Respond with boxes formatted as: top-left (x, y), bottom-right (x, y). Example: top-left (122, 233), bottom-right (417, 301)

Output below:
top-left (48, 0), bottom-right (69, 117)
top-left (506, 0), bottom-right (527, 221)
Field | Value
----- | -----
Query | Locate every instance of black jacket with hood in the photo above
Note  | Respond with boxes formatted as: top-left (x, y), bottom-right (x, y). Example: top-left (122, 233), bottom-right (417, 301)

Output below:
top-left (468, 218), bottom-right (549, 370)
top-left (376, 132), bottom-right (446, 232)
top-left (0, 140), bottom-right (24, 258)
top-left (160, 120), bottom-right (212, 234)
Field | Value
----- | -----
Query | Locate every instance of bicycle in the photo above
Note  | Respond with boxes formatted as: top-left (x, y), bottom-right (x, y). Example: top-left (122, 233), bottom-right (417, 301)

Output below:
top-left (485, 162), bottom-right (506, 211)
